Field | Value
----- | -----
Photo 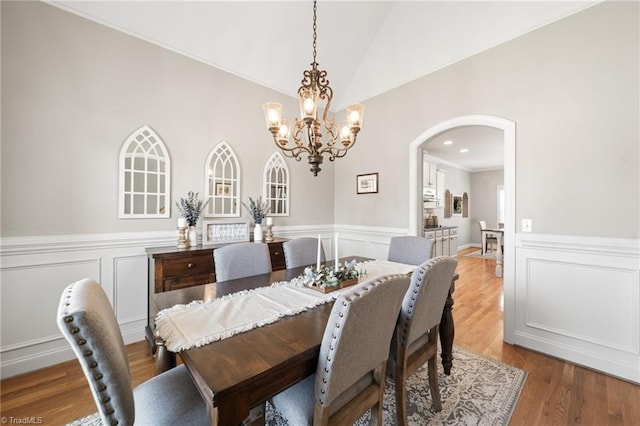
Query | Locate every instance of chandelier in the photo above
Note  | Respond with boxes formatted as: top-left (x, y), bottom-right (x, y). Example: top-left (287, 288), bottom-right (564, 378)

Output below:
top-left (263, 0), bottom-right (364, 176)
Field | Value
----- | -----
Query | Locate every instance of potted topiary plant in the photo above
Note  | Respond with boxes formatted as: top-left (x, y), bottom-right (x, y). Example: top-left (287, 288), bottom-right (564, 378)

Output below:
top-left (242, 196), bottom-right (270, 242)
top-left (176, 191), bottom-right (208, 246)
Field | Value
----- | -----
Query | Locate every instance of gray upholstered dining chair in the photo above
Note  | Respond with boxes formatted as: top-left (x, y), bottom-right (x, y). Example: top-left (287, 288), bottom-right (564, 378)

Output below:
top-left (56, 279), bottom-right (208, 426)
top-left (270, 274), bottom-right (410, 426)
top-left (213, 242), bottom-right (272, 281)
top-left (387, 256), bottom-right (458, 425)
top-left (387, 235), bottom-right (433, 266)
top-left (283, 237), bottom-right (326, 269)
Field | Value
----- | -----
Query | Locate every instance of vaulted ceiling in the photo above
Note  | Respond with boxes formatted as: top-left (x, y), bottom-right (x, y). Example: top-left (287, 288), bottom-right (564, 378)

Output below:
top-left (49, 0), bottom-right (599, 169)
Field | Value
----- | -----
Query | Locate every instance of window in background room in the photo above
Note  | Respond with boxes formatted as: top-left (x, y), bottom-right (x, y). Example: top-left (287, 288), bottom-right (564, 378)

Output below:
top-left (119, 125), bottom-right (171, 218)
top-left (263, 152), bottom-right (290, 216)
top-left (205, 141), bottom-right (241, 217)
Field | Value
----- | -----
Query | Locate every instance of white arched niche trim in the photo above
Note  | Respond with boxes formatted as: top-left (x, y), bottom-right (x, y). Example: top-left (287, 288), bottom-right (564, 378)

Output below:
top-left (263, 152), bottom-right (290, 217)
top-left (408, 114), bottom-right (516, 343)
top-left (118, 125), bottom-right (171, 218)
top-left (204, 141), bottom-right (241, 217)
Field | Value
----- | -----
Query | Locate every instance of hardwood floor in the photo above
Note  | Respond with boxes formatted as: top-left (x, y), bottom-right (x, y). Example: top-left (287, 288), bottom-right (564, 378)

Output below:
top-left (453, 248), bottom-right (640, 426)
top-left (1, 247), bottom-right (638, 425)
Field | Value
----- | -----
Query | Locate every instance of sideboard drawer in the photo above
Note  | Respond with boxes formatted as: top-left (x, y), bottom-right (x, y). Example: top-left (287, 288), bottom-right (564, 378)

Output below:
top-left (163, 255), bottom-right (213, 279)
top-left (164, 273), bottom-right (215, 292)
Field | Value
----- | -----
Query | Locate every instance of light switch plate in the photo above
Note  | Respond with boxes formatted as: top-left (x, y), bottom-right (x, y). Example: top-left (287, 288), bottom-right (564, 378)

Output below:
top-left (522, 219), bottom-right (532, 232)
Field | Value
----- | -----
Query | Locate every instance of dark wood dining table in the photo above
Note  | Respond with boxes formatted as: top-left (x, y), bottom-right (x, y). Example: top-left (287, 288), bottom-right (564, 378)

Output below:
top-left (150, 256), bottom-right (457, 425)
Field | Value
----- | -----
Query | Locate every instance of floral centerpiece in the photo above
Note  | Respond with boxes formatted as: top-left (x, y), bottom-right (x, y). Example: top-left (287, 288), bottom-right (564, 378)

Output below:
top-left (242, 196), bottom-right (270, 224)
top-left (176, 191), bottom-right (208, 227)
top-left (301, 259), bottom-right (360, 292)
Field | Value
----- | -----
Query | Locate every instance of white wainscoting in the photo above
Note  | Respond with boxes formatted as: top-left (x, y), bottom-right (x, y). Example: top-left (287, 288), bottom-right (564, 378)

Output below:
top-left (0, 231), bottom-right (175, 379)
top-left (514, 233), bottom-right (640, 383)
top-left (0, 226), bottom-right (347, 378)
top-left (273, 224), bottom-right (410, 261)
top-left (0, 225), bottom-right (405, 378)
top-left (2, 228), bottom-right (638, 384)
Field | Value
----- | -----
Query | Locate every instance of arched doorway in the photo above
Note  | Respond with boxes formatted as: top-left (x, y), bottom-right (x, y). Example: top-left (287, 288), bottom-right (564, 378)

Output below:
top-left (408, 115), bottom-right (516, 343)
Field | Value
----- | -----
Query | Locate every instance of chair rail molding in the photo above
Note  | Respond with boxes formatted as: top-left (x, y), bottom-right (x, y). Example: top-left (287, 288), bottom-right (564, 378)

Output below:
top-left (0, 230), bottom-right (175, 256)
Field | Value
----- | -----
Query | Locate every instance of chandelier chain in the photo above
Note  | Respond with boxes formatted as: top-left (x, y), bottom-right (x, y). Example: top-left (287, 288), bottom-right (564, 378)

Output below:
top-left (312, 0), bottom-right (317, 65)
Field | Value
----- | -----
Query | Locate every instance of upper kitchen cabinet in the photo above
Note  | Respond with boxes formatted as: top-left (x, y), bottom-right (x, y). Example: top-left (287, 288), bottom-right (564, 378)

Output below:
top-left (423, 161), bottom-right (437, 189)
top-left (423, 160), bottom-right (445, 208)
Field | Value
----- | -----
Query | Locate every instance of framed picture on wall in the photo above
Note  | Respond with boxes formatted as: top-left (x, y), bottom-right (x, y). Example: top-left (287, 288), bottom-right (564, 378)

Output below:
top-left (452, 194), bottom-right (463, 216)
top-left (356, 173), bottom-right (379, 194)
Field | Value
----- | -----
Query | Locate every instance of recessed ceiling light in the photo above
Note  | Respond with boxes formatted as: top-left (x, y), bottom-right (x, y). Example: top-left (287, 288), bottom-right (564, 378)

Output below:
top-left (443, 140), bottom-right (453, 145)
top-left (460, 148), bottom-right (469, 153)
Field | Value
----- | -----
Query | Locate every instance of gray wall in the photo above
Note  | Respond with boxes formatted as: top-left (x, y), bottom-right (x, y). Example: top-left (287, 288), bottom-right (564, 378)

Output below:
top-left (470, 169), bottom-right (504, 245)
top-left (423, 165), bottom-right (503, 247)
top-left (334, 1), bottom-right (639, 239)
top-left (2, 1), bottom-right (639, 241)
top-left (1, 1), bottom-right (335, 237)
top-left (428, 164), bottom-right (473, 246)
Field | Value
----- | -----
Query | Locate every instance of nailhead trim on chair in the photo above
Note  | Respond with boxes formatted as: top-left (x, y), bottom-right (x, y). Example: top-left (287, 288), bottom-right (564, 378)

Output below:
top-left (316, 278), bottom-right (390, 405)
top-left (61, 283), bottom-right (118, 426)
top-left (397, 259), bottom-right (434, 347)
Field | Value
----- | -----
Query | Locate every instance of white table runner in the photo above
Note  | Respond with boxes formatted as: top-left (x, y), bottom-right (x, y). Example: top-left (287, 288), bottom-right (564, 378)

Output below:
top-left (155, 260), bottom-right (415, 352)
top-left (355, 259), bottom-right (415, 280)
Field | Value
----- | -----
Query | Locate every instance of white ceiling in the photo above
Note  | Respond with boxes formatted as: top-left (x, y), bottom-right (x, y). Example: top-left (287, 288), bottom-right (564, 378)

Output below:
top-left (424, 126), bottom-right (504, 172)
top-left (48, 0), bottom-right (599, 170)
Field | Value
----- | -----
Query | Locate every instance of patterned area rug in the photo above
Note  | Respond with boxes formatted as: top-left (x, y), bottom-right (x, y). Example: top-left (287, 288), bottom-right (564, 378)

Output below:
top-left (464, 250), bottom-right (497, 260)
top-left (68, 346), bottom-right (527, 426)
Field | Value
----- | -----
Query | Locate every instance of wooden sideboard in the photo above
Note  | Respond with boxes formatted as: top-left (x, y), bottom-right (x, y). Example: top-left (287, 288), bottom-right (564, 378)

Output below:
top-left (144, 238), bottom-right (287, 347)
top-left (148, 246), bottom-right (216, 293)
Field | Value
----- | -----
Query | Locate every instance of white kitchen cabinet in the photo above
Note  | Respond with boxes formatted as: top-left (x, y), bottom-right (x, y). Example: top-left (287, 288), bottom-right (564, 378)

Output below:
top-left (436, 171), bottom-right (445, 208)
top-left (424, 230), bottom-right (436, 256)
top-left (423, 161), bottom-right (437, 189)
top-left (442, 229), bottom-right (450, 255)
top-left (448, 228), bottom-right (458, 256)
top-left (424, 227), bottom-right (456, 257)
top-left (435, 230), bottom-right (444, 257)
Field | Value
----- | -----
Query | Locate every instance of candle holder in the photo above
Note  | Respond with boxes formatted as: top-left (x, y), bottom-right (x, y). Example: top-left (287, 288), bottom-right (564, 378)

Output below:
top-left (177, 226), bottom-right (188, 249)
top-left (265, 224), bottom-right (274, 242)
